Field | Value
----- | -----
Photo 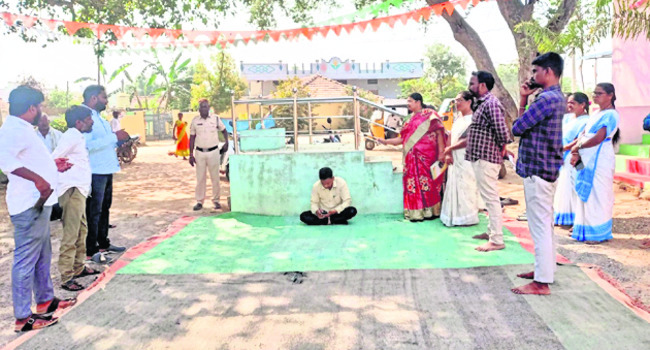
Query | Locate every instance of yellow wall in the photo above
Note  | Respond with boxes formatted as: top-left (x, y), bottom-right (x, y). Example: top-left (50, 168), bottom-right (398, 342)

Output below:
top-left (121, 111), bottom-right (147, 144)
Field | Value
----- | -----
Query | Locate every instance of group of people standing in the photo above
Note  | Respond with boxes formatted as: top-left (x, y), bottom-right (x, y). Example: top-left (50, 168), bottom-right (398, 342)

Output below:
top-left (382, 52), bottom-right (619, 295)
top-left (0, 84), bottom-right (130, 331)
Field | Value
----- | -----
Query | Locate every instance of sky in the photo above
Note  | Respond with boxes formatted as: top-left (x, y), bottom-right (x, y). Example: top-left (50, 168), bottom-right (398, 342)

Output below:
top-left (0, 1), bottom-right (611, 96)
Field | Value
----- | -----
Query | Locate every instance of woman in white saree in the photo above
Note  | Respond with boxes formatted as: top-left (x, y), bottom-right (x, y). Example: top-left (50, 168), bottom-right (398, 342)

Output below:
top-left (440, 91), bottom-right (480, 227)
top-left (553, 93), bottom-right (590, 226)
top-left (568, 83), bottom-right (620, 243)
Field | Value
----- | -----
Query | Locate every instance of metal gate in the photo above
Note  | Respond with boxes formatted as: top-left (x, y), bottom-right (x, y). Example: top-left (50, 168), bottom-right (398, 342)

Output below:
top-left (145, 113), bottom-right (173, 140)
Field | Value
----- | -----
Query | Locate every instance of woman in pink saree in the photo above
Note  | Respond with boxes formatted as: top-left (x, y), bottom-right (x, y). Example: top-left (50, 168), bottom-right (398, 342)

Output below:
top-left (380, 93), bottom-right (447, 221)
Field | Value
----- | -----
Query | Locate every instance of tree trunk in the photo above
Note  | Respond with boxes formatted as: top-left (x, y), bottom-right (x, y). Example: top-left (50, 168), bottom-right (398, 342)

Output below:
top-left (426, 0), bottom-right (578, 124)
top-left (437, 8), bottom-right (519, 125)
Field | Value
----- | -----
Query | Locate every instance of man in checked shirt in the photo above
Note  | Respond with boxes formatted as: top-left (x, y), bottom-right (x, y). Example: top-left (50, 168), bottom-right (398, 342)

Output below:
top-left (511, 53), bottom-right (565, 295)
top-left (465, 71), bottom-right (512, 252)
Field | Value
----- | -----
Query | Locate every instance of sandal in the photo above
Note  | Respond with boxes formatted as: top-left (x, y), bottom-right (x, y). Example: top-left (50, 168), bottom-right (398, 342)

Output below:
top-left (14, 314), bottom-right (58, 332)
top-left (516, 213), bottom-right (527, 221)
top-left (500, 197), bottom-right (519, 206)
top-left (75, 266), bottom-right (101, 278)
top-left (61, 280), bottom-right (85, 292)
top-left (36, 297), bottom-right (77, 317)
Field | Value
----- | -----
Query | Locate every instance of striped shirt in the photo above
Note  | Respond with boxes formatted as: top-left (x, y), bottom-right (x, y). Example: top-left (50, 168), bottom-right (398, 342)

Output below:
top-left (512, 85), bottom-right (565, 182)
top-left (465, 92), bottom-right (512, 164)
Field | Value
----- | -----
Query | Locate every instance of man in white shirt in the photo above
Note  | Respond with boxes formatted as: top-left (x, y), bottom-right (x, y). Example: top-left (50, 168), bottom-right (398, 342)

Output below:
top-left (52, 106), bottom-right (101, 292)
top-left (36, 114), bottom-right (63, 153)
top-left (0, 86), bottom-right (77, 332)
top-left (299, 167), bottom-right (357, 225)
top-left (110, 110), bottom-right (121, 132)
top-left (384, 111), bottom-right (402, 139)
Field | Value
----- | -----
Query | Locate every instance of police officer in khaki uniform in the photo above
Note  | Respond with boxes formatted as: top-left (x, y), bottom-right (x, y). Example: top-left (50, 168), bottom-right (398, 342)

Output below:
top-left (189, 99), bottom-right (229, 211)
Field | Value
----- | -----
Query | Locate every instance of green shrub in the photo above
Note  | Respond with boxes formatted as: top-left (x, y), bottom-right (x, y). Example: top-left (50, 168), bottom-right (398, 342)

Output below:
top-left (50, 117), bottom-right (68, 132)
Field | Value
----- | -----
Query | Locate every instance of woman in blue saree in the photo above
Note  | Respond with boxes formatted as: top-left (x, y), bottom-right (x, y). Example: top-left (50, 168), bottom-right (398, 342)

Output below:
top-left (568, 83), bottom-right (620, 243)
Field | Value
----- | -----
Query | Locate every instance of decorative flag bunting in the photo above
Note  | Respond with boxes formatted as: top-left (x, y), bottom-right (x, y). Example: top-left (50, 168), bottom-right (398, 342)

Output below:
top-left (0, 0), bottom-right (486, 50)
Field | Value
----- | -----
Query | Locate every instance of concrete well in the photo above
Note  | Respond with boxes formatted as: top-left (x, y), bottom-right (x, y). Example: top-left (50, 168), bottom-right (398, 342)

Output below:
top-left (229, 151), bottom-right (402, 216)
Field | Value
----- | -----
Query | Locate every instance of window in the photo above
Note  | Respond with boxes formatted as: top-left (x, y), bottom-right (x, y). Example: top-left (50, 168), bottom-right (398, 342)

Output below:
top-left (367, 79), bottom-right (378, 85)
top-left (273, 80), bottom-right (279, 86)
top-left (337, 80), bottom-right (348, 85)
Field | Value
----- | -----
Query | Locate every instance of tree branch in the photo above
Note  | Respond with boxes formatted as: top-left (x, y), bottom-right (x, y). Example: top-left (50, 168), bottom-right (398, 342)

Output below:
top-left (422, 0), bottom-right (518, 122)
top-left (546, 0), bottom-right (579, 33)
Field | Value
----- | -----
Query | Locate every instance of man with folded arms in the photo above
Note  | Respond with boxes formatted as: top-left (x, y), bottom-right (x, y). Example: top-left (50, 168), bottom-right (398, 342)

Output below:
top-left (0, 85), bottom-right (77, 332)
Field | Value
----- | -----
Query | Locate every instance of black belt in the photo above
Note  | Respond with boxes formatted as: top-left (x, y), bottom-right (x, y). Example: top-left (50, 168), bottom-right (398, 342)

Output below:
top-left (196, 145), bottom-right (219, 152)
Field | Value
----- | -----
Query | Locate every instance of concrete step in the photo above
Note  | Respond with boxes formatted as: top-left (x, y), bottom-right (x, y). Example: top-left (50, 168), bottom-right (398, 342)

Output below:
top-left (614, 172), bottom-right (650, 188)
top-left (618, 144), bottom-right (650, 158)
top-left (643, 134), bottom-right (650, 145)
top-left (627, 158), bottom-right (650, 176)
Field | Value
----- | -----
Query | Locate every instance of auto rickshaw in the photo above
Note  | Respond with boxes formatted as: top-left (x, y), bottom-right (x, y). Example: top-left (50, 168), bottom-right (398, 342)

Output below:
top-left (437, 98), bottom-right (457, 131)
top-left (364, 106), bottom-right (406, 150)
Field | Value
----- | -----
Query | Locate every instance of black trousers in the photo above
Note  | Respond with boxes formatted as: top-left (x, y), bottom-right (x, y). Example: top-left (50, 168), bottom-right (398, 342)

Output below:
top-left (300, 207), bottom-right (357, 225)
top-left (86, 174), bottom-right (113, 256)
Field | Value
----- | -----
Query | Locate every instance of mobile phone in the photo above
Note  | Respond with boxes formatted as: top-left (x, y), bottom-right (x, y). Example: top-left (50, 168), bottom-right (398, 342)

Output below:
top-left (320, 209), bottom-right (328, 215)
top-left (575, 160), bottom-right (585, 170)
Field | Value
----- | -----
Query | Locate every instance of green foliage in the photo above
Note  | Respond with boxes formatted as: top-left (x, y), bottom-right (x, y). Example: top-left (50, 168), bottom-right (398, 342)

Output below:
top-left (424, 44), bottom-right (467, 97)
top-left (496, 63), bottom-right (520, 101)
top-left (144, 50), bottom-right (193, 113)
top-left (609, 0), bottom-right (650, 40)
top-left (396, 44), bottom-right (467, 109)
top-left (399, 78), bottom-right (437, 106)
top-left (11, 0), bottom-right (337, 34)
top-left (515, 0), bottom-right (610, 55)
top-left (271, 76), bottom-right (311, 131)
top-left (341, 86), bottom-right (381, 131)
top-left (46, 88), bottom-right (83, 110)
top-left (50, 117), bottom-right (68, 132)
top-left (190, 51), bottom-right (247, 114)
top-left (398, 77), bottom-right (465, 109)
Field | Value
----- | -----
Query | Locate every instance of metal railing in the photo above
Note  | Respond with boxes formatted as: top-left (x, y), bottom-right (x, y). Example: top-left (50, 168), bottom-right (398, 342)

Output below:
top-left (230, 87), bottom-right (407, 154)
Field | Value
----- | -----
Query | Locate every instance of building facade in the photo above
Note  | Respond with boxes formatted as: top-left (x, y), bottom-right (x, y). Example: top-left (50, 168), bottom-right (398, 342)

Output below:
top-left (240, 57), bottom-right (424, 99)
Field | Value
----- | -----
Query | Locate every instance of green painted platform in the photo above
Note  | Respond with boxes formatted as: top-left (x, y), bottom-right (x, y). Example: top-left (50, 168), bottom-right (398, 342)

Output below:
top-left (643, 134), bottom-right (650, 145)
top-left (118, 213), bottom-right (534, 275)
top-left (618, 143), bottom-right (650, 158)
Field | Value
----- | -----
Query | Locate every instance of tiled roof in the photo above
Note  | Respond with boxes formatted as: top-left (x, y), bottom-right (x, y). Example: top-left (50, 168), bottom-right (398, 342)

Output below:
top-left (299, 75), bottom-right (380, 99)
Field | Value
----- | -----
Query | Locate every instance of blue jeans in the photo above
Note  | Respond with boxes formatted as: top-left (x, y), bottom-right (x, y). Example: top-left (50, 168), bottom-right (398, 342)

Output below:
top-left (86, 174), bottom-right (113, 256)
top-left (11, 206), bottom-right (55, 319)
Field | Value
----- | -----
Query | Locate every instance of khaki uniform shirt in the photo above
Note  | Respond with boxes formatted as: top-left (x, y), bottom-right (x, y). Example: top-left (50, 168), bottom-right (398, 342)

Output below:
top-left (190, 115), bottom-right (226, 149)
top-left (310, 177), bottom-right (351, 214)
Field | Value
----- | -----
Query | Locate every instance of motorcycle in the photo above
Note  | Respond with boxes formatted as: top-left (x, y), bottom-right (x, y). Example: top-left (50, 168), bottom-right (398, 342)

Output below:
top-left (117, 135), bottom-right (140, 164)
top-left (322, 118), bottom-right (341, 143)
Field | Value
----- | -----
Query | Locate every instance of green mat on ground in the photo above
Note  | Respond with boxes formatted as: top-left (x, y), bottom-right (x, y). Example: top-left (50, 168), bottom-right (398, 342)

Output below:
top-left (118, 213), bottom-right (534, 275)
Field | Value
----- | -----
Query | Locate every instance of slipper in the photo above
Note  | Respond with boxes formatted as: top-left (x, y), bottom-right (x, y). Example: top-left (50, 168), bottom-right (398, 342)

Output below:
top-left (15, 314), bottom-right (58, 332)
top-left (61, 280), bottom-right (85, 292)
top-left (36, 297), bottom-right (77, 317)
top-left (75, 266), bottom-right (101, 278)
top-left (500, 197), bottom-right (519, 206)
top-left (516, 214), bottom-right (527, 221)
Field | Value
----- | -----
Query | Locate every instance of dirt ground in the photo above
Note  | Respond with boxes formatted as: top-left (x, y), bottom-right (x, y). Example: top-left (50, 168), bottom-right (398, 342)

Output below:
top-left (0, 141), bottom-right (649, 346)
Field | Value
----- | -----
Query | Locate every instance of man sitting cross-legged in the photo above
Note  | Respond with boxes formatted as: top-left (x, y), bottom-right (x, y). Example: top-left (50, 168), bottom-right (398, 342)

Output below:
top-left (299, 167), bottom-right (357, 225)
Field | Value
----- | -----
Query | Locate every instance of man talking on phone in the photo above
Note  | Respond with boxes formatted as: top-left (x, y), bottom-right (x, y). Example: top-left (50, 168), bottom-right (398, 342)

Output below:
top-left (299, 167), bottom-right (357, 225)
